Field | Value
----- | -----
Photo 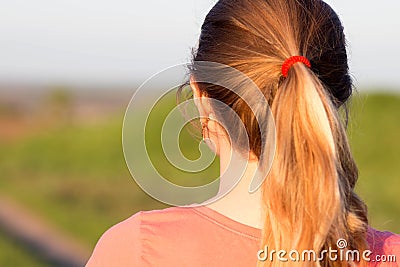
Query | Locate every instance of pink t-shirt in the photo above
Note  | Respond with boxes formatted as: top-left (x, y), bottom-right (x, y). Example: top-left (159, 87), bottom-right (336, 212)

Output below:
top-left (86, 206), bottom-right (400, 266)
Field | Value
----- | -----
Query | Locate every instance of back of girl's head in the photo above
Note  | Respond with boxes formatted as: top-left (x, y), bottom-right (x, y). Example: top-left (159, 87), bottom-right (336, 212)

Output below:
top-left (195, 0), bottom-right (352, 105)
top-left (187, 0), bottom-right (369, 266)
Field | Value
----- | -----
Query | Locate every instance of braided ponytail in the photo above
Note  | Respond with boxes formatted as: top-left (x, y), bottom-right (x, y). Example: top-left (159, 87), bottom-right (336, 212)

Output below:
top-left (259, 59), bottom-right (368, 267)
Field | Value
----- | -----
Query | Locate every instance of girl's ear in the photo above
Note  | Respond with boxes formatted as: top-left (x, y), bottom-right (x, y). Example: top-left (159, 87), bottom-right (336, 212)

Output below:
top-left (190, 77), bottom-right (213, 117)
top-left (190, 76), bottom-right (202, 100)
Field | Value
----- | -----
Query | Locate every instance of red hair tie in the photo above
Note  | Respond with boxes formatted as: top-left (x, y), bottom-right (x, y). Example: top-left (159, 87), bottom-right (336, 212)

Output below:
top-left (281, 56), bottom-right (311, 78)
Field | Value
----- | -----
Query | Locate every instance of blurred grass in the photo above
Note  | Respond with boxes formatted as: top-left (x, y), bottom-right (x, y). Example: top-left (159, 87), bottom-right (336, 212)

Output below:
top-left (349, 93), bottom-right (400, 231)
top-left (0, 116), bottom-right (169, 246)
top-left (0, 92), bottom-right (398, 266)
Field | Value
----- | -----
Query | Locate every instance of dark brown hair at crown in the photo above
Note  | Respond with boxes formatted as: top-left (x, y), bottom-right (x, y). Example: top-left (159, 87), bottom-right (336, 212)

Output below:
top-left (179, 0), bottom-right (369, 266)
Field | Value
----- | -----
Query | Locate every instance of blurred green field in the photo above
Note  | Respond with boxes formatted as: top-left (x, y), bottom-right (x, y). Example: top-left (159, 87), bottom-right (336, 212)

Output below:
top-left (0, 92), bottom-right (399, 266)
top-left (349, 93), bottom-right (400, 230)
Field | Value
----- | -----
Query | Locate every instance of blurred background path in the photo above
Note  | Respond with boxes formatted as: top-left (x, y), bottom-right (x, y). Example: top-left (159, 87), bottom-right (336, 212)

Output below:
top-left (0, 195), bottom-right (90, 267)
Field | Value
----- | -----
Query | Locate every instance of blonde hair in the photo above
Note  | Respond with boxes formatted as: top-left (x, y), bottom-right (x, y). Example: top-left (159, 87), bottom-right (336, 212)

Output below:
top-left (184, 0), bottom-right (369, 266)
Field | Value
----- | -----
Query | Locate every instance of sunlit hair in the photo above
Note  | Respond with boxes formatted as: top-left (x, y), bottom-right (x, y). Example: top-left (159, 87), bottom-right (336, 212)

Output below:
top-left (179, 0), bottom-right (369, 266)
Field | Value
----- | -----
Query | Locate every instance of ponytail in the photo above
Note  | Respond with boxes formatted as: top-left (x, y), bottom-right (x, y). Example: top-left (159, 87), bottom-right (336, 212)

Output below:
top-left (259, 63), bottom-right (368, 267)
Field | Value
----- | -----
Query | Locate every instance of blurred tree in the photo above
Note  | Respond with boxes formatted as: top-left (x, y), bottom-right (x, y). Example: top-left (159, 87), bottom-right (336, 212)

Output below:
top-left (45, 86), bottom-right (74, 127)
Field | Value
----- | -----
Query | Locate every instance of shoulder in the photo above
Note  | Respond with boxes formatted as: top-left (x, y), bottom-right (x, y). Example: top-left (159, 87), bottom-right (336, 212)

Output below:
top-left (367, 227), bottom-right (400, 266)
top-left (85, 206), bottom-right (197, 267)
top-left (85, 211), bottom-right (143, 266)
top-left (135, 206), bottom-right (208, 247)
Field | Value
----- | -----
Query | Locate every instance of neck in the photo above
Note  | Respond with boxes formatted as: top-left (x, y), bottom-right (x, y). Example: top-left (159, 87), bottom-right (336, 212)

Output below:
top-left (206, 149), bottom-right (263, 229)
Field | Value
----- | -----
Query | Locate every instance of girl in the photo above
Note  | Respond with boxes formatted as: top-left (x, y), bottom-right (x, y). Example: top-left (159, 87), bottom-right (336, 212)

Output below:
top-left (87, 0), bottom-right (400, 266)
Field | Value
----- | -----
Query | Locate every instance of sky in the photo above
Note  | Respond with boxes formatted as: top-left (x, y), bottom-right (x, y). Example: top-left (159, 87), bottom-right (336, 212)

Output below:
top-left (0, 0), bottom-right (399, 90)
